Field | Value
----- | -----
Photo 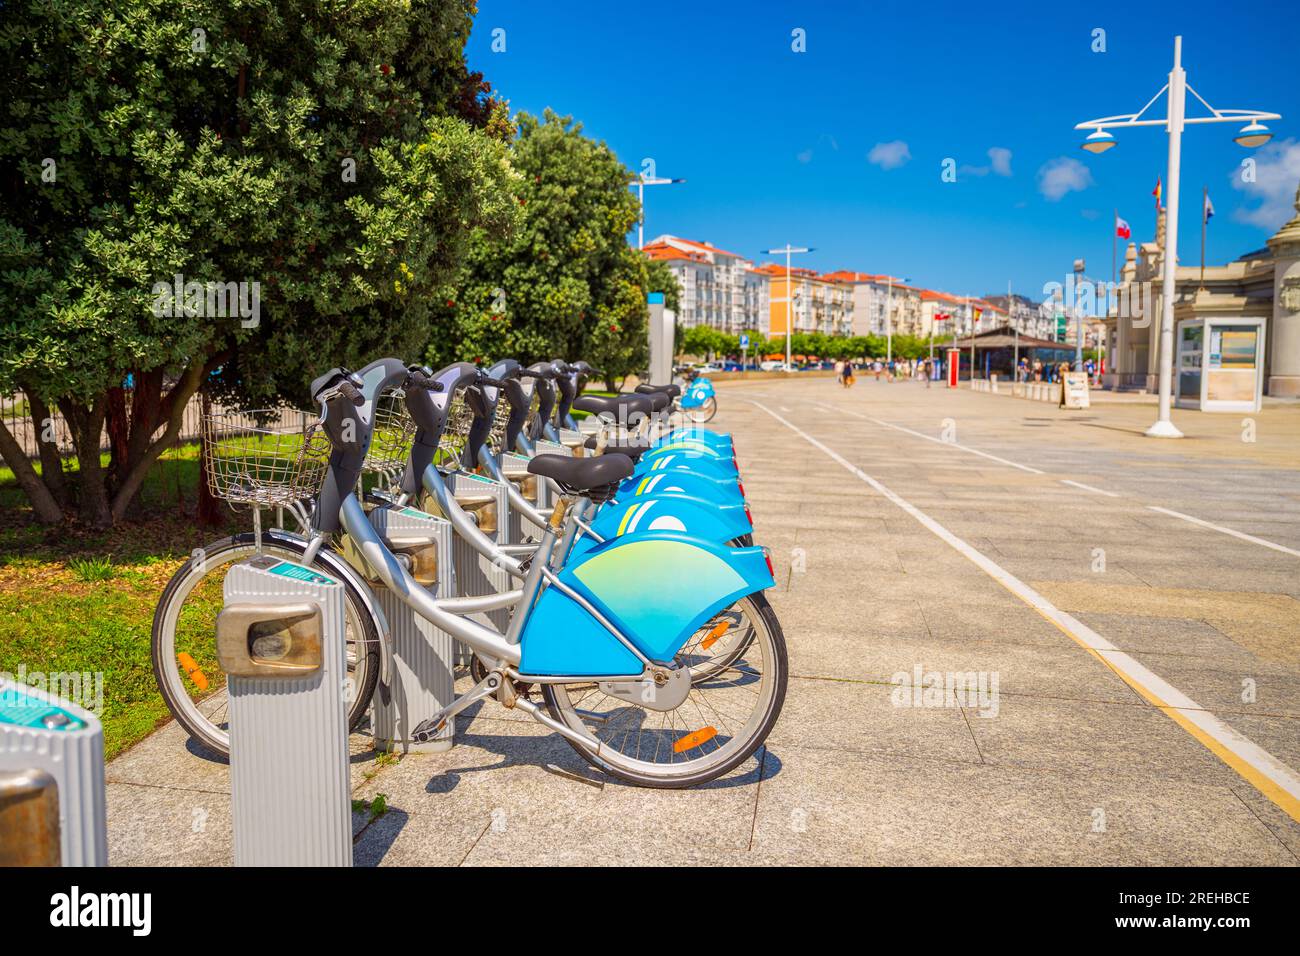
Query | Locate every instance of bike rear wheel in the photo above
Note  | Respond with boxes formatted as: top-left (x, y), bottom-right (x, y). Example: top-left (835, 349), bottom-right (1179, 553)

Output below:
top-left (541, 593), bottom-right (786, 788)
top-left (150, 534), bottom-right (381, 758)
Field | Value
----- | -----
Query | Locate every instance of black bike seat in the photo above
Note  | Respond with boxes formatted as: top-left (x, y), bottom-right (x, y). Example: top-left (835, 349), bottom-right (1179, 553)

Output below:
top-left (573, 394), bottom-right (654, 418)
top-left (527, 453), bottom-right (634, 491)
top-left (635, 383), bottom-right (681, 398)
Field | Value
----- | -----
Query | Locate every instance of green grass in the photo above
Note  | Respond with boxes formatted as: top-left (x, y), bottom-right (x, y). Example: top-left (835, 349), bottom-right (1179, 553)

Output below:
top-left (69, 555), bottom-right (115, 581)
top-left (1, 439), bottom-right (241, 759)
top-left (0, 563), bottom-right (179, 758)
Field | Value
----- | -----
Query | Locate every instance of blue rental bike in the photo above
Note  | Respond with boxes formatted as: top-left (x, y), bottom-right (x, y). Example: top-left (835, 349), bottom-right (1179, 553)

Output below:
top-left (152, 359), bottom-right (787, 787)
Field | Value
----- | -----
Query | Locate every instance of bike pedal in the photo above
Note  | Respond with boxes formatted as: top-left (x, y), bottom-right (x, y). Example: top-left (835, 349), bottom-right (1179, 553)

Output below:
top-left (411, 717), bottom-right (446, 742)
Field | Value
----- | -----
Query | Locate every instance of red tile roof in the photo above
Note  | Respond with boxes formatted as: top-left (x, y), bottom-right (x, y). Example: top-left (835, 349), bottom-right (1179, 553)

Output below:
top-left (820, 270), bottom-right (890, 283)
top-left (642, 242), bottom-right (708, 264)
top-left (660, 236), bottom-right (746, 260)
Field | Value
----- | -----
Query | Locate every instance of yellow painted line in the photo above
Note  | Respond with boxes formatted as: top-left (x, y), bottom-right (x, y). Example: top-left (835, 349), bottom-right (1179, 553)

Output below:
top-left (752, 399), bottom-right (1300, 823)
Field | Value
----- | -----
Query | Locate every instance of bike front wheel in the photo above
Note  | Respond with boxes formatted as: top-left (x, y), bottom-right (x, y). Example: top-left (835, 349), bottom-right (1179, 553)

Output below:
top-left (541, 593), bottom-right (786, 788)
top-left (684, 397), bottom-right (717, 424)
top-left (150, 533), bottom-right (381, 758)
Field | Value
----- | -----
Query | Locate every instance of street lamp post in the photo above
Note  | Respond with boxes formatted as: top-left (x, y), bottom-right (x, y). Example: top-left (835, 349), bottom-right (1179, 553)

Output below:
top-left (884, 274), bottom-right (910, 366)
top-left (633, 173), bottom-right (685, 249)
top-left (762, 245), bottom-right (813, 371)
top-left (1073, 258), bottom-right (1086, 373)
top-left (1074, 35), bottom-right (1280, 439)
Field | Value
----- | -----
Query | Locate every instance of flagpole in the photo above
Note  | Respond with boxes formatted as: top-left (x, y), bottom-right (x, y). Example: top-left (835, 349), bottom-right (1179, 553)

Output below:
top-left (1200, 186), bottom-right (1207, 291)
top-left (1112, 207), bottom-right (1117, 288)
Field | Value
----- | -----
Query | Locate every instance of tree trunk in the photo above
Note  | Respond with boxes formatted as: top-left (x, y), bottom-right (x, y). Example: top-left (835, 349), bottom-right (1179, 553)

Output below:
top-left (110, 359), bottom-right (208, 523)
top-left (104, 384), bottom-right (129, 488)
top-left (197, 392), bottom-right (223, 526)
top-left (23, 389), bottom-right (69, 507)
top-left (0, 416), bottom-right (64, 524)
top-left (60, 399), bottom-right (112, 529)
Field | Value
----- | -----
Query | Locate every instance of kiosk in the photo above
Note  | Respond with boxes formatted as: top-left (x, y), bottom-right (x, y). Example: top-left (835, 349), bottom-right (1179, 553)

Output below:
top-left (1175, 316), bottom-right (1265, 413)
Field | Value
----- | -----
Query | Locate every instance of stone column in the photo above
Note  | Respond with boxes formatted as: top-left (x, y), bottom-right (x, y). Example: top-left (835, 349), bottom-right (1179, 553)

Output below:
top-left (1267, 184), bottom-right (1300, 397)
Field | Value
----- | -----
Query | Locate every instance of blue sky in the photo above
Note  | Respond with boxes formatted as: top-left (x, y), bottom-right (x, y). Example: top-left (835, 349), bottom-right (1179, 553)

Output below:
top-left (468, 0), bottom-right (1300, 301)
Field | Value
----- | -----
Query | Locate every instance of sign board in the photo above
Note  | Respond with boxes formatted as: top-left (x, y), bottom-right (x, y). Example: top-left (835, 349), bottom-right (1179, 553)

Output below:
top-left (1060, 371), bottom-right (1091, 409)
top-left (945, 348), bottom-right (960, 388)
top-left (739, 333), bottom-right (750, 349)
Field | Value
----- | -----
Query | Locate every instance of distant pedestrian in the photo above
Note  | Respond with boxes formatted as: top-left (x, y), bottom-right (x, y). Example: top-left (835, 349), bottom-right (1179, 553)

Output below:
top-left (923, 358), bottom-right (933, 388)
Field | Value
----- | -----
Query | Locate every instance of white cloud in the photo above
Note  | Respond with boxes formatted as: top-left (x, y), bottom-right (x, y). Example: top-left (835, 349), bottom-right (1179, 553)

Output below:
top-left (1230, 137), bottom-right (1300, 230)
top-left (1037, 157), bottom-right (1094, 201)
top-left (797, 148), bottom-right (813, 164)
top-left (868, 140), bottom-right (911, 170)
top-left (959, 147), bottom-right (1013, 179)
top-left (988, 147), bottom-right (1013, 177)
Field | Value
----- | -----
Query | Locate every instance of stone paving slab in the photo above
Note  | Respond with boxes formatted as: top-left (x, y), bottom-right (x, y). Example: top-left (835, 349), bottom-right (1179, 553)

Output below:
top-left (103, 376), bottom-right (1300, 865)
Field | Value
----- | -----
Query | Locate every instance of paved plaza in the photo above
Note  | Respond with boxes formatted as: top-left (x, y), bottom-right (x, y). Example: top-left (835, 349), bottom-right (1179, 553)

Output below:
top-left (106, 378), bottom-right (1300, 865)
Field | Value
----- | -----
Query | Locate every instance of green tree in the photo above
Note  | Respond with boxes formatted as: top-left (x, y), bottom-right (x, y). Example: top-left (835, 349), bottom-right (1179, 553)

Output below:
top-left (430, 109), bottom-right (652, 389)
top-left (0, 0), bottom-right (516, 527)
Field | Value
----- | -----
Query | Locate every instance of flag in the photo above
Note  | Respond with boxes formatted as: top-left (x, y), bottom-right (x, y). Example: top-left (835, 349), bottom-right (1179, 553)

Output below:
top-left (1115, 215), bottom-right (1131, 239)
top-left (1203, 192), bottom-right (1215, 224)
top-left (1153, 176), bottom-right (1162, 210)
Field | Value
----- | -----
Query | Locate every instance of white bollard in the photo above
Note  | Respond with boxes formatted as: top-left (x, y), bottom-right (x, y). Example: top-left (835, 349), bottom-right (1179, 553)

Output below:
top-left (220, 556), bottom-right (351, 866)
top-left (0, 679), bottom-right (107, 866)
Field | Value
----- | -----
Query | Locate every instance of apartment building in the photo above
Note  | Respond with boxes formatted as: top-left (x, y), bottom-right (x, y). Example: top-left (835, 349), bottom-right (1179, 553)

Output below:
top-left (822, 271), bottom-right (924, 337)
top-left (753, 264), bottom-right (854, 337)
top-left (642, 236), bottom-right (770, 333)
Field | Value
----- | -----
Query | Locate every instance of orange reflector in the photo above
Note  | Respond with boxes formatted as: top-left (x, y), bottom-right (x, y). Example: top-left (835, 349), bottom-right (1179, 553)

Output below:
top-left (178, 652), bottom-right (209, 691)
top-left (700, 619), bottom-right (731, 651)
top-left (673, 727), bottom-right (717, 753)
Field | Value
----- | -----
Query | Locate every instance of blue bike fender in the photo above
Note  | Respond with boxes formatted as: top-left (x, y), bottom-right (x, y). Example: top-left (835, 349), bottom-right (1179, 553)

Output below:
top-left (572, 533), bottom-right (772, 662)
top-left (643, 439), bottom-right (731, 462)
top-left (680, 379), bottom-right (716, 408)
top-left (633, 452), bottom-right (738, 481)
top-left (620, 469), bottom-right (743, 503)
top-left (524, 533), bottom-right (772, 670)
top-left (653, 428), bottom-right (732, 451)
top-left (590, 493), bottom-right (752, 542)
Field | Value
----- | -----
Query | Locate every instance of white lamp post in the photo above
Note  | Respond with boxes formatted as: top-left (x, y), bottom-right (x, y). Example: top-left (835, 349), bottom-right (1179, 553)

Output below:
top-left (633, 173), bottom-right (685, 249)
top-left (1074, 35), bottom-right (1280, 438)
top-left (883, 274), bottom-right (910, 365)
top-left (762, 245), bottom-right (813, 371)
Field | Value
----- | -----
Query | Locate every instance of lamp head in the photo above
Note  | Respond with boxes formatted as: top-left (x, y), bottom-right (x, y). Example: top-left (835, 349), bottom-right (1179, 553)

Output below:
top-left (1234, 121), bottom-right (1272, 148)
top-left (1081, 129), bottom-right (1116, 154)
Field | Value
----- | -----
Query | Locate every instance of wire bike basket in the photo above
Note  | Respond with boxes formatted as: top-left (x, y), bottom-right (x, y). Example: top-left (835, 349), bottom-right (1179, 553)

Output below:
top-left (363, 387), bottom-right (417, 478)
top-left (436, 391), bottom-right (475, 466)
top-left (202, 408), bottom-right (331, 508)
top-left (488, 393), bottom-right (511, 454)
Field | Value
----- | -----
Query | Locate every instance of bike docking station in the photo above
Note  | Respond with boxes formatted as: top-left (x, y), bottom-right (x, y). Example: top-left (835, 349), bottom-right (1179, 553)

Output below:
top-left (216, 555), bottom-right (352, 866)
top-left (499, 450), bottom-right (552, 541)
top-left (0, 678), bottom-right (107, 866)
top-left (361, 504), bottom-right (457, 754)
top-left (443, 470), bottom-right (513, 635)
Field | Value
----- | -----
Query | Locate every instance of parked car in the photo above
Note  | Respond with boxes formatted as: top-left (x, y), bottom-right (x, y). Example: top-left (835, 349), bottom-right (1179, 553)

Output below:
top-left (692, 363), bottom-right (722, 375)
